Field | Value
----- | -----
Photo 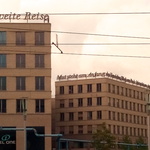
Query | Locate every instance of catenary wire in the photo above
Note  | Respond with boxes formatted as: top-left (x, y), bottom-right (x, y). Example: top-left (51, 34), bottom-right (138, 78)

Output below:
top-left (51, 52), bottom-right (150, 58)
top-left (19, 12), bottom-right (150, 15)
top-left (0, 26), bottom-right (150, 40)
top-left (1, 49), bottom-right (150, 59)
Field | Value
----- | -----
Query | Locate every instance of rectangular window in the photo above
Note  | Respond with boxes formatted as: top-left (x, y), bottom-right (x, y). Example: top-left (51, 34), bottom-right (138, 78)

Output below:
top-left (0, 31), bottom-right (6, 45)
top-left (59, 86), bottom-right (64, 94)
top-left (97, 111), bottom-right (102, 119)
top-left (16, 99), bottom-right (23, 113)
top-left (78, 85), bottom-right (82, 93)
top-left (78, 112), bottom-right (83, 120)
top-left (0, 99), bottom-right (6, 113)
top-left (69, 85), bottom-right (73, 94)
top-left (87, 125), bottom-right (92, 133)
top-left (0, 54), bottom-right (6, 68)
top-left (16, 32), bottom-right (25, 45)
top-left (69, 126), bottom-right (74, 134)
top-left (35, 54), bottom-right (44, 68)
top-left (97, 83), bottom-right (101, 92)
top-left (16, 54), bottom-right (25, 68)
top-left (87, 111), bottom-right (92, 120)
top-left (35, 32), bottom-right (44, 45)
top-left (87, 84), bottom-right (92, 92)
top-left (69, 99), bottom-right (73, 107)
top-left (0, 77), bottom-right (6, 90)
top-left (78, 98), bottom-right (83, 107)
top-left (60, 100), bottom-right (64, 108)
top-left (87, 97), bottom-right (92, 106)
top-left (60, 113), bottom-right (64, 121)
top-left (69, 112), bottom-right (74, 121)
top-left (16, 77), bottom-right (25, 90)
top-left (35, 76), bottom-right (44, 90)
top-left (78, 125), bottom-right (83, 134)
top-left (97, 97), bottom-right (102, 105)
top-left (35, 99), bottom-right (44, 112)
top-left (112, 85), bottom-right (115, 93)
top-left (117, 126), bottom-right (120, 134)
top-left (60, 126), bottom-right (65, 134)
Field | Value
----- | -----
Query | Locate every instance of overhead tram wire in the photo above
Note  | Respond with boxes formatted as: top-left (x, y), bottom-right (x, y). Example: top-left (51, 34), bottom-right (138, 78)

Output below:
top-left (47, 12), bottom-right (150, 15)
top-left (0, 26), bottom-right (150, 40)
top-left (56, 43), bottom-right (150, 45)
top-left (51, 52), bottom-right (150, 58)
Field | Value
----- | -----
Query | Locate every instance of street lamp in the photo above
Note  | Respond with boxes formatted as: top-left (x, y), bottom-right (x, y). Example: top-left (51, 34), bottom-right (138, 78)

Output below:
top-left (145, 91), bottom-right (150, 150)
top-left (21, 97), bottom-right (27, 150)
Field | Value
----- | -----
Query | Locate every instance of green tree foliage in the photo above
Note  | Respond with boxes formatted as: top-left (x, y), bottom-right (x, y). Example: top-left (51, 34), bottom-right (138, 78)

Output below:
top-left (121, 135), bottom-right (132, 150)
top-left (135, 136), bottom-right (147, 150)
top-left (92, 123), bottom-right (116, 150)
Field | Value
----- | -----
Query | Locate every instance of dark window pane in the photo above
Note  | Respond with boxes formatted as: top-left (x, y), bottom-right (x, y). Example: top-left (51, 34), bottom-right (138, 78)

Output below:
top-left (87, 84), bottom-right (92, 92)
top-left (0, 77), bottom-right (6, 90)
top-left (0, 32), bottom-right (6, 45)
top-left (16, 77), bottom-right (25, 90)
top-left (16, 99), bottom-right (23, 113)
top-left (16, 54), bottom-right (25, 68)
top-left (69, 85), bottom-right (73, 94)
top-left (35, 99), bottom-right (45, 113)
top-left (78, 85), bottom-right (82, 93)
top-left (0, 54), bottom-right (6, 68)
top-left (35, 54), bottom-right (44, 68)
top-left (35, 77), bottom-right (44, 90)
top-left (97, 83), bottom-right (101, 92)
top-left (35, 32), bottom-right (44, 45)
top-left (97, 97), bottom-right (102, 105)
top-left (60, 86), bottom-right (64, 94)
top-left (0, 99), bottom-right (6, 113)
top-left (16, 32), bottom-right (25, 45)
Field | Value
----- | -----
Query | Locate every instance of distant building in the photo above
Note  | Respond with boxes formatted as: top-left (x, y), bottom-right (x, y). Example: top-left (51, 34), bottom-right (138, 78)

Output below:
top-left (55, 74), bottom-right (148, 148)
top-left (0, 23), bottom-right (51, 150)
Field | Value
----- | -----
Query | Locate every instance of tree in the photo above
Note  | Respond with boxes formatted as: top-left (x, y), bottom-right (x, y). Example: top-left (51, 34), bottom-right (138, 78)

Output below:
top-left (92, 122), bottom-right (116, 150)
top-left (121, 135), bottom-right (133, 150)
top-left (135, 136), bottom-right (147, 150)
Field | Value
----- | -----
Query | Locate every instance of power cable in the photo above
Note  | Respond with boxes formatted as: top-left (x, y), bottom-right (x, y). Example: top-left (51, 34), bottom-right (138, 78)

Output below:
top-left (51, 52), bottom-right (150, 58)
top-left (56, 43), bottom-right (150, 45)
top-left (52, 31), bottom-right (150, 40)
top-left (20, 12), bottom-right (150, 15)
top-left (0, 26), bottom-right (150, 40)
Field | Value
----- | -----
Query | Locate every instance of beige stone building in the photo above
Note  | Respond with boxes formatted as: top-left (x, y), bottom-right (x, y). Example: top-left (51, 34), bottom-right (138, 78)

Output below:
top-left (0, 23), bottom-right (51, 150)
top-left (55, 73), bottom-right (148, 148)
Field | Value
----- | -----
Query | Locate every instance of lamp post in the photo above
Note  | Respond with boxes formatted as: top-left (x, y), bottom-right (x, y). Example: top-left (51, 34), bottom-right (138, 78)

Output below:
top-left (145, 91), bottom-right (150, 150)
top-left (21, 97), bottom-right (27, 150)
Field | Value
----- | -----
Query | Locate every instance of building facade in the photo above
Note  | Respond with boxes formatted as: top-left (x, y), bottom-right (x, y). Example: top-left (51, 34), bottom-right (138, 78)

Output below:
top-left (55, 76), bottom-right (148, 148)
top-left (0, 23), bottom-right (51, 150)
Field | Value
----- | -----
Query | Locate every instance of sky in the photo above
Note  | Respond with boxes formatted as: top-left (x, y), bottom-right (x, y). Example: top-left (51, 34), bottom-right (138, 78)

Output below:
top-left (1, 0), bottom-right (150, 96)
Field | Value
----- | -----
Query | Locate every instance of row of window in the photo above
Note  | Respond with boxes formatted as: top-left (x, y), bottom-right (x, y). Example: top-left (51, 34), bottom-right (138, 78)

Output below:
top-left (0, 99), bottom-right (45, 113)
top-left (108, 84), bottom-right (144, 100)
top-left (108, 97), bottom-right (146, 112)
top-left (0, 31), bottom-right (45, 45)
top-left (59, 83), bottom-right (101, 94)
top-left (59, 125), bottom-right (147, 137)
top-left (59, 125), bottom-right (98, 135)
top-left (108, 111), bottom-right (147, 125)
top-left (108, 125), bottom-right (147, 137)
top-left (59, 97), bottom-right (102, 108)
top-left (0, 54), bottom-right (45, 68)
top-left (59, 111), bottom-right (102, 121)
top-left (0, 76), bottom-right (45, 90)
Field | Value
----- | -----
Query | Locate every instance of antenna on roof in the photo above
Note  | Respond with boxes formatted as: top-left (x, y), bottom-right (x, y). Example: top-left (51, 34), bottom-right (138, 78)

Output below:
top-left (52, 34), bottom-right (63, 54)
